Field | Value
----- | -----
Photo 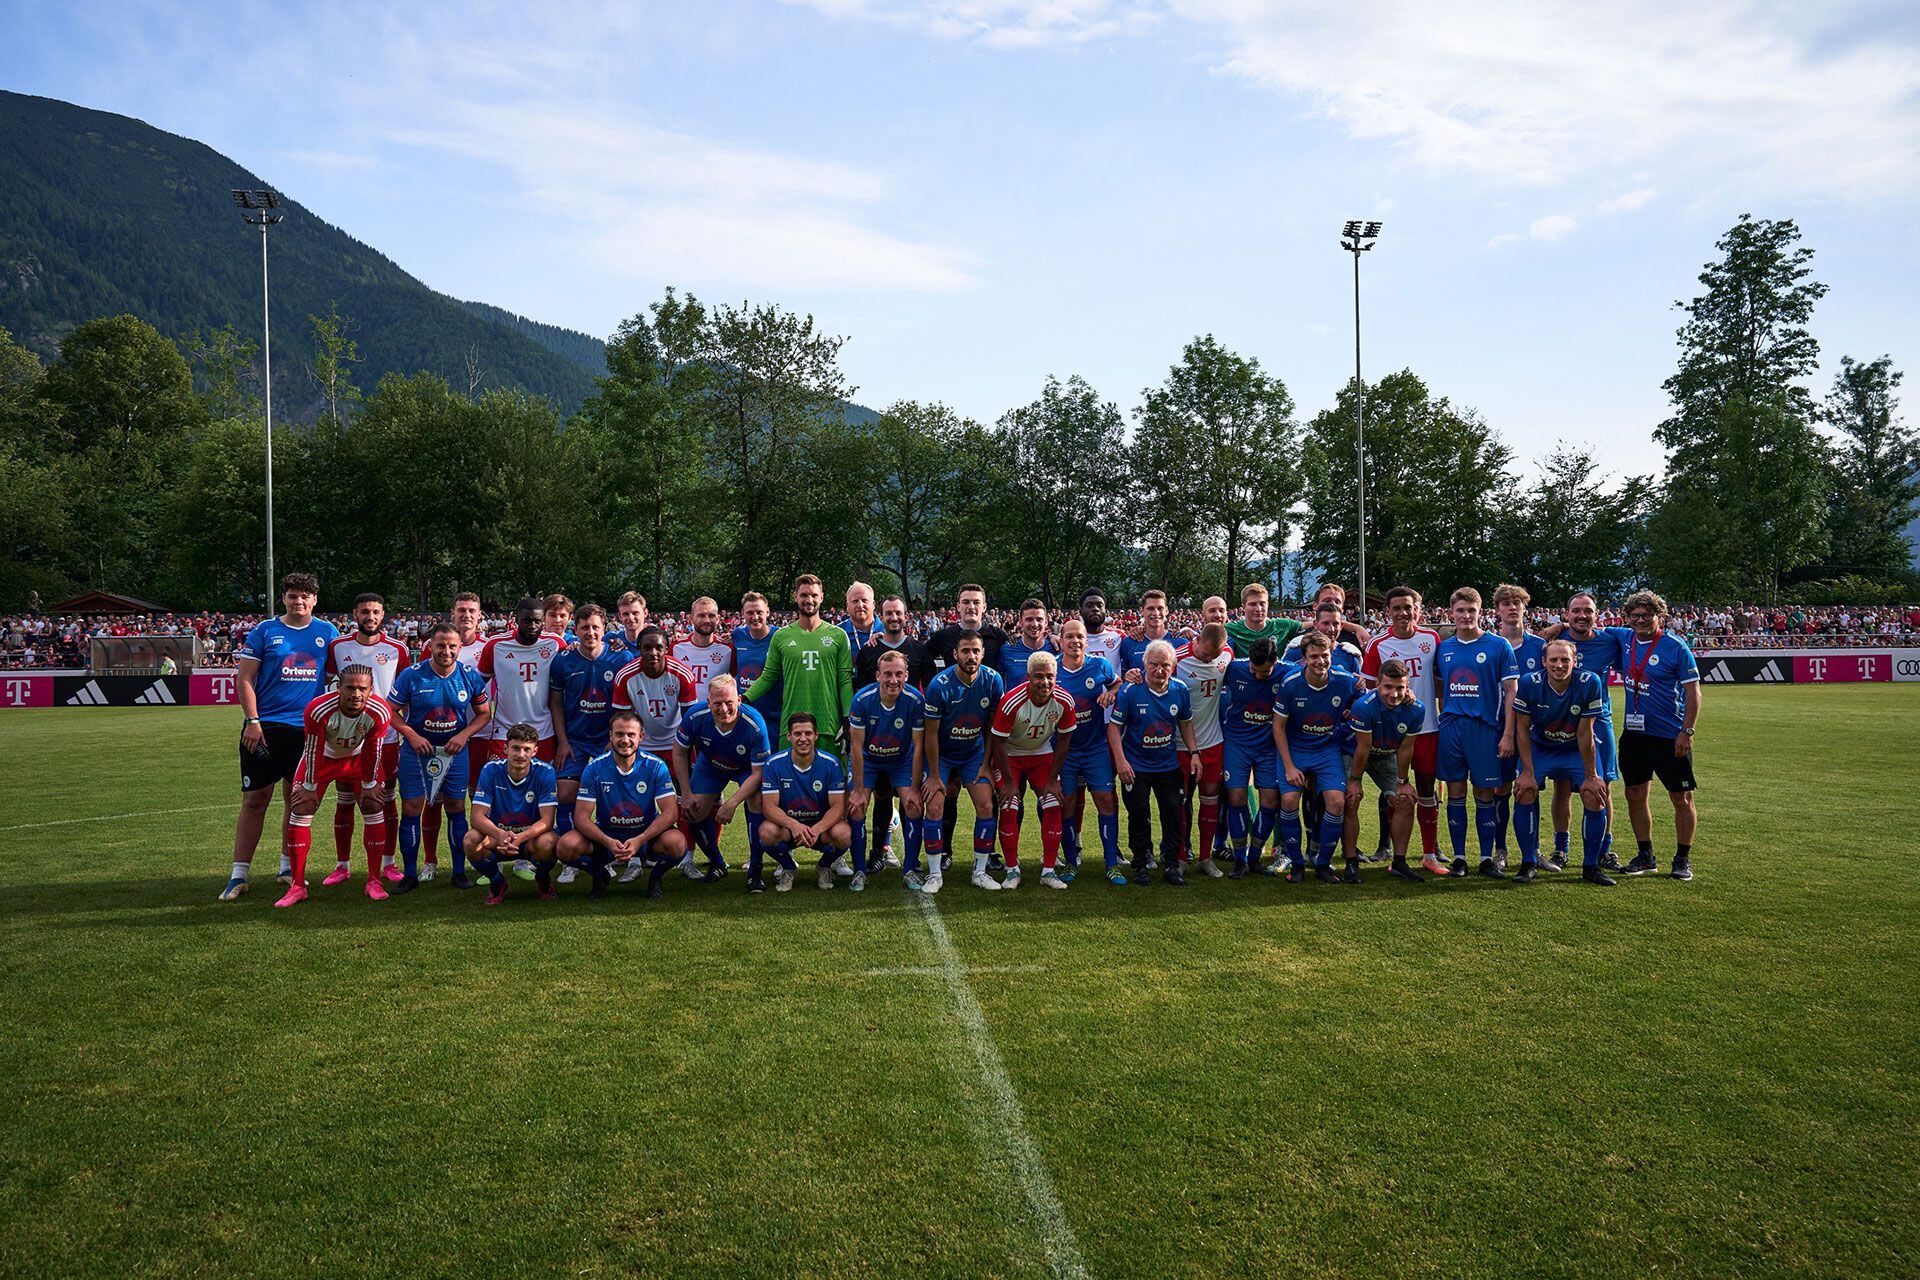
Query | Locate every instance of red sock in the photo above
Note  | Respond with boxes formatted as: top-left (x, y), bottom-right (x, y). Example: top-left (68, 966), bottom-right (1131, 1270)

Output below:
top-left (1418, 798), bottom-right (1438, 856)
top-left (998, 802), bottom-right (1021, 867)
top-left (1198, 795), bottom-right (1218, 861)
top-left (423, 806), bottom-right (441, 865)
top-left (1039, 803), bottom-right (1062, 869)
top-left (383, 797), bottom-right (398, 857)
top-left (288, 815), bottom-right (313, 885)
top-left (333, 802), bottom-right (354, 863)
top-left (364, 813), bottom-right (386, 881)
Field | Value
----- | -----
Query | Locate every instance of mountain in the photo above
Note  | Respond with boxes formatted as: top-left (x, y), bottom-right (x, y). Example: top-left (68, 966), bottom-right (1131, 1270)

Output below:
top-left (0, 91), bottom-right (604, 415)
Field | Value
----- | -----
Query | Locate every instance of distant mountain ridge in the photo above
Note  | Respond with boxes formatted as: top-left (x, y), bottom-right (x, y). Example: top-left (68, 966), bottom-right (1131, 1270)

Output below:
top-left (0, 90), bottom-right (606, 414)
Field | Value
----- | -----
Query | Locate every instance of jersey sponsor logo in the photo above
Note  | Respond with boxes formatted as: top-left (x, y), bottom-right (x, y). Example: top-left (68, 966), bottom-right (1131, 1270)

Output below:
top-left (1448, 674), bottom-right (1481, 698)
top-left (799, 650), bottom-right (821, 671)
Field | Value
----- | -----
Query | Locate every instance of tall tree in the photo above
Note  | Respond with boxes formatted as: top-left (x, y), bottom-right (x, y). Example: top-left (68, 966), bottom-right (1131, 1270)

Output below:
top-left (864, 400), bottom-right (974, 597)
top-left (1820, 355), bottom-right (1916, 581)
top-left (1653, 216), bottom-right (1832, 598)
top-left (1502, 444), bottom-right (1648, 603)
top-left (306, 303), bottom-right (363, 430)
top-left (994, 375), bottom-right (1128, 606)
top-left (179, 324), bottom-right (260, 420)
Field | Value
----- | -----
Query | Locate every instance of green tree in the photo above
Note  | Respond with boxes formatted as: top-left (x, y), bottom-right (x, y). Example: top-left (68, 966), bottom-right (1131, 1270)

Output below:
top-left (863, 400), bottom-right (976, 597)
top-left (1653, 216), bottom-right (1832, 598)
top-left (306, 303), bottom-right (363, 430)
top-left (1819, 355), bottom-right (1916, 581)
top-left (161, 416), bottom-right (267, 607)
top-left (1502, 444), bottom-right (1649, 603)
top-left (994, 375), bottom-right (1128, 606)
top-left (179, 324), bottom-right (260, 420)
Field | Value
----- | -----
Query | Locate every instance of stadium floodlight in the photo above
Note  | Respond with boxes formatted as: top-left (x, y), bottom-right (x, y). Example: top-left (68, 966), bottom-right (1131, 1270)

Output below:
top-left (231, 190), bottom-right (286, 605)
top-left (1339, 219), bottom-right (1383, 612)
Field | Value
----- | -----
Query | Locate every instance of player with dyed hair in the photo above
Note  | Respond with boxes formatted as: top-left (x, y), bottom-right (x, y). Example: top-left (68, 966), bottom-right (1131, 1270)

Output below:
top-left (558, 710), bottom-right (686, 899)
top-left (466, 723), bottom-right (560, 904)
top-left (989, 649), bottom-right (1078, 890)
top-left (273, 664), bottom-right (393, 907)
top-left (673, 674), bottom-right (773, 888)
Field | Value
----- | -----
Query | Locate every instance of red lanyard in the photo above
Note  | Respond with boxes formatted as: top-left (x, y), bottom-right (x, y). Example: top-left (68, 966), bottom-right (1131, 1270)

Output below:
top-left (1625, 631), bottom-right (1661, 696)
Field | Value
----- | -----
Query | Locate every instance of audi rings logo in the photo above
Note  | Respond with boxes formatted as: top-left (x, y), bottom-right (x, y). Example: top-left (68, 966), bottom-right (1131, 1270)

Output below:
top-left (1897, 657), bottom-right (1920, 678)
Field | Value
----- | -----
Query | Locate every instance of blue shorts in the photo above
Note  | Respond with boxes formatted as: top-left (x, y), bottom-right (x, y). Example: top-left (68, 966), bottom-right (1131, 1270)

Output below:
top-left (1058, 750), bottom-right (1115, 794)
top-left (862, 755), bottom-right (915, 790)
top-left (691, 759), bottom-right (754, 798)
top-left (555, 745), bottom-right (605, 781)
top-left (398, 744), bottom-right (470, 801)
top-left (1223, 739), bottom-right (1278, 792)
top-left (1280, 744), bottom-right (1346, 796)
top-left (938, 748), bottom-right (988, 788)
top-left (1438, 717), bottom-right (1504, 788)
top-left (1528, 747), bottom-right (1589, 786)
top-left (1593, 717), bottom-right (1619, 782)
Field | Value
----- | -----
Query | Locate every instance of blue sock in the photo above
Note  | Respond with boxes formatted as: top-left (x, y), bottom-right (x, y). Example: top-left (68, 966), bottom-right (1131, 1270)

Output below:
top-left (1494, 794), bottom-right (1511, 852)
top-left (746, 817), bottom-right (765, 869)
top-left (1316, 812), bottom-right (1343, 868)
top-left (1227, 803), bottom-right (1249, 864)
top-left (448, 809), bottom-right (470, 876)
top-left (1475, 800), bottom-right (1498, 862)
top-left (1279, 810), bottom-right (1303, 868)
top-left (1516, 800), bottom-right (1540, 865)
top-left (973, 818), bottom-right (996, 873)
top-left (770, 842), bottom-right (796, 873)
top-left (1447, 798), bottom-right (1469, 860)
top-left (555, 800), bottom-right (573, 837)
top-left (1254, 805), bottom-right (1276, 858)
top-left (475, 852), bottom-right (504, 891)
top-left (695, 816), bottom-right (724, 867)
top-left (1061, 815), bottom-right (1082, 866)
top-left (1098, 811), bottom-right (1119, 868)
top-left (850, 818), bottom-right (867, 873)
top-left (902, 816), bottom-right (923, 873)
top-left (1582, 808), bottom-right (1607, 868)
top-left (1554, 827), bottom-right (1570, 856)
top-left (1601, 828), bottom-right (1613, 858)
top-left (400, 814), bottom-right (421, 878)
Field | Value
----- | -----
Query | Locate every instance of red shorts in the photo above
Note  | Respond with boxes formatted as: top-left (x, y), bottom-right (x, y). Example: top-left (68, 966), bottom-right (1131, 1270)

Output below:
top-left (1411, 732), bottom-right (1438, 778)
top-left (1003, 753), bottom-right (1056, 795)
top-left (377, 741), bottom-right (401, 785)
top-left (294, 753), bottom-right (367, 798)
top-left (1177, 742), bottom-right (1225, 785)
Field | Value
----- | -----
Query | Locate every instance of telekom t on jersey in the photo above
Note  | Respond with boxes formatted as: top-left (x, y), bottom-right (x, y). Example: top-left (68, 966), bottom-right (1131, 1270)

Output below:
top-left (671, 635), bottom-right (734, 704)
top-left (479, 633), bottom-right (563, 750)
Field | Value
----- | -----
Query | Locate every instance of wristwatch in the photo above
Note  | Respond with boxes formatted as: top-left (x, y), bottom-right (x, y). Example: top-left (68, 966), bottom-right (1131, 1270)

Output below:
top-left (1678, 726), bottom-right (1695, 736)
top-left (243, 716), bottom-right (261, 725)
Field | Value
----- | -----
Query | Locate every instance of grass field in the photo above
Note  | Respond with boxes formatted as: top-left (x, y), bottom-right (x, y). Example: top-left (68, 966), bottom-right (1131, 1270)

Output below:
top-left (1, 686), bottom-right (1916, 1279)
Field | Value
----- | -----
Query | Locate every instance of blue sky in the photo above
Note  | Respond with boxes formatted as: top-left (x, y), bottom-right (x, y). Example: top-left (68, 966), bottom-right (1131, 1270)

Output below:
top-left (6, 0), bottom-right (1918, 481)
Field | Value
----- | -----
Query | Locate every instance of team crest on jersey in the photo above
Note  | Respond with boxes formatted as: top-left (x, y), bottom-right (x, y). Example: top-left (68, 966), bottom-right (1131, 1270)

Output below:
top-left (457, 690), bottom-right (468, 701)
top-left (893, 718), bottom-right (904, 729)
top-left (1476, 653), bottom-right (1486, 663)
top-left (1333, 696), bottom-right (1342, 706)
top-left (735, 744), bottom-right (746, 755)
top-left (812, 779), bottom-right (823, 792)
top-left (637, 782), bottom-right (649, 794)
top-left (1649, 655), bottom-right (1661, 666)
top-left (315, 637), bottom-right (326, 648)
top-left (523, 790), bottom-right (534, 803)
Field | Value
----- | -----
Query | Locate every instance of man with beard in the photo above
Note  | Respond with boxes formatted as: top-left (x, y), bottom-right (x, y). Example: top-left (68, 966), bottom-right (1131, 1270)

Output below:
top-left (928, 583), bottom-right (1008, 675)
top-left (746, 573), bottom-right (856, 757)
top-left (1077, 588), bottom-right (1125, 677)
top-left (324, 593), bottom-right (409, 885)
top-left (672, 596), bottom-right (733, 705)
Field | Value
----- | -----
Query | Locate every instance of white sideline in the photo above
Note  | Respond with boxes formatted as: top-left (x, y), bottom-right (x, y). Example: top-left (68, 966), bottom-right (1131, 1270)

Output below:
top-left (0, 803), bottom-right (228, 833)
top-left (910, 892), bottom-right (1091, 1280)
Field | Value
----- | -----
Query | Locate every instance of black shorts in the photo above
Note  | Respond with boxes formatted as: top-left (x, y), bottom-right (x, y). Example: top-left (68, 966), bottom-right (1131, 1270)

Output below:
top-left (240, 722), bottom-right (306, 792)
top-left (1619, 731), bottom-right (1697, 793)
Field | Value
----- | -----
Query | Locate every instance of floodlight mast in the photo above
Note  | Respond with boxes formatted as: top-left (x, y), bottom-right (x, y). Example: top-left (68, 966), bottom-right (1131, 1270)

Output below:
top-left (1339, 220), bottom-right (1382, 614)
top-left (232, 190), bottom-right (285, 605)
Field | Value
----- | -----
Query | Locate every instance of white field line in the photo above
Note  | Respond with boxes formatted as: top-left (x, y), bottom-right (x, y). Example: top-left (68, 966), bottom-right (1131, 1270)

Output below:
top-left (910, 891), bottom-right (1091, 1280)
top-left (863, 962), bottom-right (1046, 978)
top-left (0, 803), bottom-right (229, 833)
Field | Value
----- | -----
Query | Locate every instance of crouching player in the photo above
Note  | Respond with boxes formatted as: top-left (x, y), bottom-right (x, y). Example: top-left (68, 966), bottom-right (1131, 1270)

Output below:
top-left (467, 723), bottom-right (560, 904)
top-left (673, 676), bottom-right (772, 888)
top-left (847, 653), bottom-right (925, 892)
top-left (389, 623), bottom-right (493, 893)
top-left (1218, 637), bottom-right (1286, 878)
top-left (1344, 659), bottom-right (1427, 883)
top-left (989, 651), bottom-right (1078, 890)
top-left (1274, 633), bottom-right (1358, 885)
top-left (1512, 639), bottom-right (1612, 885)
top-left (276, 665), bottom-right (393, 907)
top-left (558, 710), bottom-right (685, 899)
top-left (759, 713), bottom-right (852, 892)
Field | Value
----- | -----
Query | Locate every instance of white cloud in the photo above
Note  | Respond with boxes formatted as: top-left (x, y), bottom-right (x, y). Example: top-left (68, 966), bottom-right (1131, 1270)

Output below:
top-left (1530, 214), bottom-right (1577, 241)
top-left (1596, 187), bottom-right (1659, 215)
top-left (783, 0), bottom-right (1161, 46)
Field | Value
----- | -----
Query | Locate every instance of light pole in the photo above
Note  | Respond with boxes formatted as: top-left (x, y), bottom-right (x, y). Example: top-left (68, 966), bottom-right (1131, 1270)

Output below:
top-left (1339, 220), bottom-right (1381, 614)
top-left (232, 189), bottom-right (284, 606)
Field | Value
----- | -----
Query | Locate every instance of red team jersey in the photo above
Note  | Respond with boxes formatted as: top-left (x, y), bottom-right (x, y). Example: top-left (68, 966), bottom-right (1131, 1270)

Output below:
top-left (297, 691), bottom-right (394, 788)
top-left (1361, 627), bottom-right (1442, 734)
top-left (479, 633), bottom-right (564, 739)
top-left (670, 634), bottom-right (734, 704)
top-left (326, 633), bottom-right (410, 743)
top-left (991, 682), bottom-right (1079, 757)
top-left (612, 657), bottom-right (699, 754)
top-left (1174, 643), bottom-right (1234, 750)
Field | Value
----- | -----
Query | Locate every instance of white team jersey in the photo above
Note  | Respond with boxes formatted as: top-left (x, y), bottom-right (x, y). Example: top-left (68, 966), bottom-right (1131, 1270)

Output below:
top-left (456, 635), bottom-right (488, 671)
top-left (479, 633), bottom-right (563, 738)
top-left (991, 683), bottom-right (1079, 758)
top-left (1175, 648), bottom-right (1233, 750)
top-left (612, 658), bottom-right (698, 755)
top-left (1083, 627), bottom-right (1124, 672)
top-left (328, 633), bottom-right (409, 742)
top-left (1362, 627), bottom-right (1442, 734)
top-left (671, 635), bottom-right (733, 703)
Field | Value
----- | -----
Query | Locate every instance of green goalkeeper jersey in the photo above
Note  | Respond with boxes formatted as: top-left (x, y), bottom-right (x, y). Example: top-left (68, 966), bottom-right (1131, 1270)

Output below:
top-left (745, 619), bottom-right (855, 749)
top-left (1225, 616), bottom-right (1300, 655)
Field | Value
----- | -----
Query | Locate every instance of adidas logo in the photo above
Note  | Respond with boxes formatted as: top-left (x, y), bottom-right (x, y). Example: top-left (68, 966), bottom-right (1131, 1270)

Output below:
top-left (65, 680), bottom-right (108, 706)
top-left (1703, 661), bottom-right (1734, 683)
top-left (1754, 661), bottom-right (1785, 683)
top-left (1704, 659), bottom-right (1785, 683)
top-left (134, 680), bottom-right (178, 705)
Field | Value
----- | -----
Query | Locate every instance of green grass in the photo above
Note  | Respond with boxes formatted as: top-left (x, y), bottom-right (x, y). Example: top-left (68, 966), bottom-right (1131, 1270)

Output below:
top-left (1, 687), bottom-right (1915, 1278)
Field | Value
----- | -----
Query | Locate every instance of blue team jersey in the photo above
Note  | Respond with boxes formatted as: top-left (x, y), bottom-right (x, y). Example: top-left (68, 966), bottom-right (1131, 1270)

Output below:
top-left (675, 704), bottom-right (772, 776)
top-left (389, 661), bottom-right (490, 744)
top-left (606, 629), bottom-right (646, 656)
top-left (580, 750), bottom-right (676, 834)
top-left (1118, 633), bottom-right (1178, 679)
top-left (999, 637), bottom-right (1060, 683)
top-left (842, 618), bottom-right (881, 649)
top-left (1219, 659), bottom-right (1286, 748)
top-left (731, 625), bottom-right (778, 710)
top-left (241, 617), bottom-right (339, 725)
top-left (1514, 670), bottom-right (1606, 752)
top-left (760, 749), bottom-right (846, 821)
top-left (1348, 690), bottom-right (1427, 752)
top-left (1436, 633), bottom-right (1518, 725)
top-left (1564, 629), bottom-right (1625, 721)
top-left (847, 683), bottom-right (924, 762)
top-left (1283, 636), bottom-right (1362, 676)
top-left (550, 644), bottom-right (625, 755)
top-left (1110, 678), bottom-right (1193, 773)
top-left (924, 666), bottom-right (1004, 760)
top-left (1508, 633), bottom-right (1548, 681)
top-left (1056, 657), bottom-right (1117, 760)
top-left (472, 759), bottom-right (558, 828)
top-left (1276, 669), bottom-right (1360, 751)
top-left (1611, 629), bottom-right (1699, 739)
